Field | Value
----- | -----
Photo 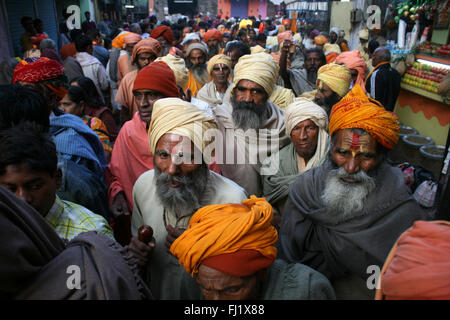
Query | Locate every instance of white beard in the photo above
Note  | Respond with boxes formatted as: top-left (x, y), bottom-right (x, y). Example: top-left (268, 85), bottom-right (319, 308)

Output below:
top-left (321, 166), bottom-right (376, 222)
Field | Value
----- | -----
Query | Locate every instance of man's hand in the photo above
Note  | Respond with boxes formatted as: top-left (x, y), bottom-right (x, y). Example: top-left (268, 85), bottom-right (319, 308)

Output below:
top-left (281, 39), bottom-right (292, 55)
top-left (110, 191), bottom-right (130, 219)
top-left (165, 224), bottom-right (185, 252)
top-left (127, 236), bottom-right (155, 268)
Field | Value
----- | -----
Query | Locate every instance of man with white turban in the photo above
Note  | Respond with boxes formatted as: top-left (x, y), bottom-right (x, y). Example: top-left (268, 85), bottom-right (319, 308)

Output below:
top-left (196, 54), bottom-right (232, 107)
top-left (262, 98), bottom-right (329, 219)
top-left (214, 52), bottom-right (290, 196)
top-left (130, 98), bottom-right (247, 299)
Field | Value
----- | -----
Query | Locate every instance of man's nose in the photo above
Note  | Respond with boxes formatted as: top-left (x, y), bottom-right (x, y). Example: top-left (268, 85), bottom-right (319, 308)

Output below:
top-left (299, 128), bottom-right (308, 140)
top-left (344, 156), bottom-right (360, 175)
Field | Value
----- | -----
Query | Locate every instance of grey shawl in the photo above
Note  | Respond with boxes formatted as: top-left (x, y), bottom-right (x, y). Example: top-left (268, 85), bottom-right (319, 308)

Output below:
top-left (277, 161), bottom-right (432, 280)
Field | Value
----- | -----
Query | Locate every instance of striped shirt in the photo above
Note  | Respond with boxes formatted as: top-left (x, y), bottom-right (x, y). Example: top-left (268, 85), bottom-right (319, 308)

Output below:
top-left (45, 196), bottom-right (113, 241)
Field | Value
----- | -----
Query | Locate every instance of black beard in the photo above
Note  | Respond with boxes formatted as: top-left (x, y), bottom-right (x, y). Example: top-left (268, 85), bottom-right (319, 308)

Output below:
top-left (313, 92), bottom-right (341, 116)
top-left (231, 93), bottom-right (268, 130)
top-left (154, 162), bottom-right (210, 217)
top-left (307, 68), bottom-right (318, 84)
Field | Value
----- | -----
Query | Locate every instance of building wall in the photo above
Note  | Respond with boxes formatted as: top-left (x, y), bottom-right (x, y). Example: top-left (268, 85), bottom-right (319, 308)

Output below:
top-left (218, 0), bottom-right (231, 18)
top-left (329, 1), bottom-right (353, 42)
top-left (197, 0), bottom-right (217, 17)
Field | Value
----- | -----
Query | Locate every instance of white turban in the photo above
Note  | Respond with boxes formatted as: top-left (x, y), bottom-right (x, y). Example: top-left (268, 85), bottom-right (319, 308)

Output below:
top-left (231, 52), bottom-right (280, 97)
top-left (155, 54), bottom-right (189, 89)
top-left (149, 98), bottom-right (218, 157)
top-left (285, 98), bottom-right (329, 171)
top-left (207, 54), bottom-right (232, 76)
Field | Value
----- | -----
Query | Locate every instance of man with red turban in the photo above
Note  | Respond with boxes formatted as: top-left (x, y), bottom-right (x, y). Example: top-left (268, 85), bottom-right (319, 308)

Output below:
top-left (115, 38), bottom-right (161, 123)
top-left (151, 25), bottom-right (174, 56)
top-left (170, 196), bottom-right (335, 300)
top-left (335, 50), bottom-right (368, 93)
top-left (203, 28), bottom-right (223, 59)
top-left (278, 84), bottom-right (432, 300)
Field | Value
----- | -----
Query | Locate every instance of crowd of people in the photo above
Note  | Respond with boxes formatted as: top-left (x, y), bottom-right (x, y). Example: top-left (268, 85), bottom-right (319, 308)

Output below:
top-left (0, 12), bottom-right (448, 300)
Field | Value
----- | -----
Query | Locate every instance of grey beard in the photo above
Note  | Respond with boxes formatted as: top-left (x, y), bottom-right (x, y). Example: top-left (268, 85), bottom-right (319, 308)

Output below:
top-left (188, 63), bottom-right (209, 86)
top-left (321, 165), bottom-right (376, 222)
top-left (154, 163), bottom-right (210, 217)
top-left (231, 94), bottom-right (268, 130)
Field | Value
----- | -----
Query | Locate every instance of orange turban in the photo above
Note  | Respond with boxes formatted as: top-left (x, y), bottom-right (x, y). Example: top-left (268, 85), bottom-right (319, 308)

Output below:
top-left (277, 31), bottom-right (293, 44)
top-left (151, 25), bottom-right (174, 44)
top-left (335, 50), bottom-right (368, 92)
top-left (203, 28), bottom-right (222, 43)
top-left (170, 196), bottom-right (278, 277)
top-left (112, 31), bottom-right (130, 48)
top-left (376, 221), bottom-right (450, 300)
top-left (314, 35), bottom-right (328, 46)
top-left (131, 38), bottom-right (162, 65)
top-left (123, 33), bottom-right (142, 47)
top-left (329, 84), bottom-right (399, 149)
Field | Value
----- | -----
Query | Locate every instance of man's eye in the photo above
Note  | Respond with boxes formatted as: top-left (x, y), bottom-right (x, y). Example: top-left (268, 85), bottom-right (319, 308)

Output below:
top-left (336, 149), bottom-right (348, 155)
top-left (30, 184), bottom-right (42, 191)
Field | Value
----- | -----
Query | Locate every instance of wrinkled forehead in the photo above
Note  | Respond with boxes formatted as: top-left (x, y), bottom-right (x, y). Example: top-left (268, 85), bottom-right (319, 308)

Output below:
top-left (156, 133), bottom-right (194, 154)
top-left (336, 129), bottom-right (377, 153)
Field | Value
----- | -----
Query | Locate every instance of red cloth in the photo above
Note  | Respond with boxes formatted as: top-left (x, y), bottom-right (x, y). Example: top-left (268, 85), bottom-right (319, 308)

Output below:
top-left (12, 57), bottom-right (65, 84)
top-left (132, 61), bottom-right (179, 97)
top-left (202, 249), bottom-right (274, 277)
top-left (377, 220), bottom-right (450, 300)
top-left (151, 25), bottom-right (174, 44)
top-left (203, 28), bottom-right (222, 43)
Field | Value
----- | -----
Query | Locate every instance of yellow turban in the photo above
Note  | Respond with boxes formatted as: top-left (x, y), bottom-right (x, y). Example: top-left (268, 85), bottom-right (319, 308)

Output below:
top-left (170, 196), bottom-right (278, 276)
top-left (314, 35), bottom-right (328, 46)
top-left (323, 43), bottom-right (341, 54)
top-left (148, 98), bottom-right (218, 155)
top-left (317, 63), bottom-right (351, 98)
top-left (329, 84), bottom-right (399, 150)
top-left (155, 54), bottom-right (189, 89)
top-left (285, 98), bottom-right (329, 171)
top-left (232, 52), bottom-right (279, 97)
top-left (206, 54), bottom-right (232, 76)
top-left (250, 45), bottom-right (266, 54)
top-left (269, 85), bottom-right (295, 110)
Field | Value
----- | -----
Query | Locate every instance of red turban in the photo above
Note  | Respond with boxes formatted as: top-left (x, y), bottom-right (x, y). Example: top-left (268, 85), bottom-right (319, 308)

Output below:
top-left (12, 57), bottom-right (65, 84)
top-left (376, 220), bottom-right (450, 300)
top-left (132, 61), bottom-right (179, 98)
top-left (203, 28), bottom-right (222, 43)
top-left (131, 38), bottom-right (162, 65)
top-left (151, 25), bottom-right (174, 44)
top-left (59, 43), bottom-right (76, 61)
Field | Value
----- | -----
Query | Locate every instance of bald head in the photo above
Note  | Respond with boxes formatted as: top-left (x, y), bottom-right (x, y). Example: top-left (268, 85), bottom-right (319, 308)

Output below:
top-left (372, 47), bottom-right (390, 67)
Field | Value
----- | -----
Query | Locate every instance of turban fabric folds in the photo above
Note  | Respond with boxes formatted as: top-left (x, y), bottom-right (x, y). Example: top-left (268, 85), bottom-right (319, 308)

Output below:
top-left (277, 31), bottom-right (293, 45)
top-left (151, 25), bottom-right (174, 44)
top-left (335, 50), bottom-right (368, 92)
top-left (285, 98), bottom-right (329, 171)
top-left (329, 84), bottom-right (400, 149)
top-left (124, 33), bottom-right (143, 47)
top-left (203, 29), bottom-right (222, 43)
top-left (112, 31), bottom-right (131, 48)
top-left (206, 54), bottom-right (232, 76)
top-left (314, 35), bottom-right (328, 46)
top-left (148, 97), bottom-right (217, 155)
top-left (250, 45), bottom-right (266, 54)
top-left (231, 52), bottom-right (279, 97)
top-left (170, 196), bottom-right (278, 277)
top-left (131, 38), bottom-right (162, 65)
top-left (317, 63), bottom-right (351, 98)
top-left (376, 220), bottom-right (450, 300)
top-left (155, 54), bottom-right (189, 89)
top-left (133, 61), bottom-right (179, 98)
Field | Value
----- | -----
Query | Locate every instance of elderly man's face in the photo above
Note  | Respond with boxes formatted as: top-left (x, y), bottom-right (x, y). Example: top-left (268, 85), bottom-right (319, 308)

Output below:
top-left (314, 81), bottom-right (340, 114)
top-left (189, 49), bottom-right (205, 65)
top-left (134, 89), bottom-right (165, 125)
top-left (291, 119), bottom-right (319, 162)
top-left (211, 63), bottom-right (230, 86)
top-left (234, 79), bottom-right (267, 105)
top-left (332, 129), bottom-right (380, 177)
top-left (196, 264), bottom-right (259, 300)
top-left (305, 52), bottom-right (323, 72)
top-left (136, 52), bottom-right (157, 69)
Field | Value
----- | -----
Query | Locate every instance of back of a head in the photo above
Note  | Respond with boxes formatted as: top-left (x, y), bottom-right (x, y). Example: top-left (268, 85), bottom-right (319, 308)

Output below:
top-left (374, 47), bottom-right (391, 62)
top-left (70, 76), bottom-right (102, 108)
top-left (0, 122), bottom-right (57, 177)
top-left (0, 85), bottom-right (49, 131)
top-left (368, 40), bottom-right (380, 54)
top-left (75, 34), bottom-right (93, 53)
top-left (70, 29), bottom-right (83, 43)
top-left (225, 41), bottom-right (250, 57)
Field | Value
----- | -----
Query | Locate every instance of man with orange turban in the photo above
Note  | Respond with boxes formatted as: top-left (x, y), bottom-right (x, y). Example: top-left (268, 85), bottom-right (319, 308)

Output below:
top-left (170, 196), bottom-right (335, 300)
top-left (335, 50), bottom-right (368, 93)
top-left (117, 33), bottom-right (143, 86)
top-left (278, 84), bottom-right (432, 300)
top-left (130, 98), bottom-right (247, 299)
top-left (203, 28), bottom-right (223, 59)
top-left (115, 38), bottom-right (161, 123)
top-left (151, 25), bottom-right (174, 56)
